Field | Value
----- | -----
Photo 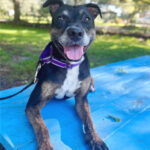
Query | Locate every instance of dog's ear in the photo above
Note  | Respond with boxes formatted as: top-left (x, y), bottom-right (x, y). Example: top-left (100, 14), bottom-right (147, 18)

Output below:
top-left (43, 0), bottom-right (64, 15)
top-left (86, 3), bottom-right (102, 19)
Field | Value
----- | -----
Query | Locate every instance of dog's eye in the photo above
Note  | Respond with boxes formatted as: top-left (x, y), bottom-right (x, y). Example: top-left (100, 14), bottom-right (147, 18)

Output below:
top-left (82, 16), bottom-right (91, 22)
top-left (85, 17), bottom-right (90, 22)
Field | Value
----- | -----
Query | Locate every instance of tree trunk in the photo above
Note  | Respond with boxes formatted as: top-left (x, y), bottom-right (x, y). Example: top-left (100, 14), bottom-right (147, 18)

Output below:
top-left (12, 0), bottom-right (21, 23)
top-left (74, 0), bottom-right (77, 5)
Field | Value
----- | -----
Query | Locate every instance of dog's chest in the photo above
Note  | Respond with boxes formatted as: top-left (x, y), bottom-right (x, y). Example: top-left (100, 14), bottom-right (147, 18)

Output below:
top-left (55, 66), bottom-right (81, 99)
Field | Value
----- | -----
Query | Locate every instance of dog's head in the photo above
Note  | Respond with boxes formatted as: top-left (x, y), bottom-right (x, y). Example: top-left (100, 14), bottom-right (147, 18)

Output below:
top-left (43, 0), bottom-right (102, 61)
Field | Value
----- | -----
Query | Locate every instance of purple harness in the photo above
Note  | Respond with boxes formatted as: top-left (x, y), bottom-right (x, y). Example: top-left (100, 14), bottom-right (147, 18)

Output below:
top-left (40, 42), bottom-right (83, 69)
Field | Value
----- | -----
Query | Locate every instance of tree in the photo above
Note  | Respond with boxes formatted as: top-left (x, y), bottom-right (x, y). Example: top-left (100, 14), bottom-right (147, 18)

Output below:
top-left (12, 0), bottom-right (21, 22)
top-left (64, 0), bottom-right (86, 5)
top-left (74, 0), bottom-right (77, 5)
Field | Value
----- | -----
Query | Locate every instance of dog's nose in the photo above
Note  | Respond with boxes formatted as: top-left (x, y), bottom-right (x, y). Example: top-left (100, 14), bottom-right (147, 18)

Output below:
top-left (67, 27), bottom-right (83, 41)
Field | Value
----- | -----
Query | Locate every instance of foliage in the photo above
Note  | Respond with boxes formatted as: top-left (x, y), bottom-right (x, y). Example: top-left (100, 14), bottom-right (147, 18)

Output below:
top-left (96, 0), bottom-right (150, 24)
top-left (0, 0), bottom-right (150, 25)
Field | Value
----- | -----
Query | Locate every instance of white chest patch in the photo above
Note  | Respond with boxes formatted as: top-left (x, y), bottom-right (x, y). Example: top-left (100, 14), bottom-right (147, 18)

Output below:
top-left (55, 66), bottom-right (81, 99)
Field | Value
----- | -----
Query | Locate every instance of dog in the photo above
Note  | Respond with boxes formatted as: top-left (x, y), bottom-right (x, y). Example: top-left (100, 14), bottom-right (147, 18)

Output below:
top-left (25, 0), bottom-right (109, 150)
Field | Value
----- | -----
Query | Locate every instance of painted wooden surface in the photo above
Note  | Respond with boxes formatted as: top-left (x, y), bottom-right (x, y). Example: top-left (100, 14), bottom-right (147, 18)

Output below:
top-left (0, 56), bottom-right (150, 150)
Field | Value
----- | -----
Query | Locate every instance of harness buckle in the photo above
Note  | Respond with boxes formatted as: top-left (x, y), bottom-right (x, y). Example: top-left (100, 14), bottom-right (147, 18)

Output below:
top-left (66, 63), bottom-right (72, 69)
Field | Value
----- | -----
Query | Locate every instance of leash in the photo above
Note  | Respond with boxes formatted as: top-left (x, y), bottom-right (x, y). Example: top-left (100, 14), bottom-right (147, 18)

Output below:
top-left (0, 80), bottom-right (35, 100)
top-left (0, 62), bottom-right (42, 101)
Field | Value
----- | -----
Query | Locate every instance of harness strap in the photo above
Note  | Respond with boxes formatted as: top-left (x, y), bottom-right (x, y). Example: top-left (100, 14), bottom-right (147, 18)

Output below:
top-left (40, 56), bottom-right (82, 69)
top-left (40, 42), bottom-right (84, 69)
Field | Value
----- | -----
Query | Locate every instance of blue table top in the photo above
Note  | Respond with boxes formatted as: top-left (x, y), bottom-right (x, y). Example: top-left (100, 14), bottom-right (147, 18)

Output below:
top-left (0, 55), bottom-right (150, 150)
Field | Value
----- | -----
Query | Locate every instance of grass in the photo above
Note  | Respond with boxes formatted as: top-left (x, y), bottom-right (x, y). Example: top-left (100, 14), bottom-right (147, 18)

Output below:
top-left (88, 35), bottom-right (150, 67)
top-left (0, 23), bottom-right (150, 89)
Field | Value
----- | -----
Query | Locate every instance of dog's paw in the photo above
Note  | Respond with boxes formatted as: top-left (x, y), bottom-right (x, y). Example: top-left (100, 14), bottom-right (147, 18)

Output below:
top-left (38, 143), bottom-right (53, 150)
top-left (90, 139), bottom-right (109, 150)
top-left (89, 84), bottom-right (96, 92)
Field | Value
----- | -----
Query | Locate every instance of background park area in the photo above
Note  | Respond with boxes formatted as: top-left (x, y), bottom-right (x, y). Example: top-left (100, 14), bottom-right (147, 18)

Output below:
top-left (0, 0), bottom-right (150, 90)
top-left (0, 0), bottom-right (150, 150)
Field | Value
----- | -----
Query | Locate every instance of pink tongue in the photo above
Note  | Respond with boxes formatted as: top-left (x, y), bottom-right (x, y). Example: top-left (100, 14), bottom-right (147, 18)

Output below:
top-left (63, 45), bottom-right (84, 60)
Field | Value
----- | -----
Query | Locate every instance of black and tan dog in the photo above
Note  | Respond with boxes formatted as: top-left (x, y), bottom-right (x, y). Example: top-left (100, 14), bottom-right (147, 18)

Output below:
top-left (25, 0), bottom-right (109, 150)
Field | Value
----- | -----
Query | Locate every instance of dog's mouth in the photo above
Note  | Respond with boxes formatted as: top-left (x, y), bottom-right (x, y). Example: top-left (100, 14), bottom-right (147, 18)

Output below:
top-left (63, 45), bottom-right (87, 61)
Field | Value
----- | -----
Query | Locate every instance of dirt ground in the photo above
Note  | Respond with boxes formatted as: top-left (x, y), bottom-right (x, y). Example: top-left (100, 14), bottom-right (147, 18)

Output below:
top-left (0, 63), bottom-right (27, 91)
top-left (0, 76), bottom-right (24, 91)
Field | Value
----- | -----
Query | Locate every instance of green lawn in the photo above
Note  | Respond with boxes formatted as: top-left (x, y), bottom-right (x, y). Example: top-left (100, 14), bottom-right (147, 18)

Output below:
top-left (0, 23), bottom-right (150, 89)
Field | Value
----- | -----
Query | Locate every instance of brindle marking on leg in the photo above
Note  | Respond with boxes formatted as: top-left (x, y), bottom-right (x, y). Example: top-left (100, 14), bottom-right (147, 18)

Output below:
top-left (25, 81), bottom-right (58, 150)
top-left (75, 77), bottom-right (108, 150)
top-left (26, 105), bottom-right (53, 150)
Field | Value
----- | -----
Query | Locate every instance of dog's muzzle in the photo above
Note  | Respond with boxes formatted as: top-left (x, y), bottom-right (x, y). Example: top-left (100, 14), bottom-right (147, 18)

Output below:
top-left (61, 27), bottom-right (86, 61)
top-left (67, 26), bottom-right (84, 42)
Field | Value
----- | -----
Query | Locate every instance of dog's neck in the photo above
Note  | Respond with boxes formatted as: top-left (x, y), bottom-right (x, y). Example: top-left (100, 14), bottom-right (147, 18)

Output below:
top-left (51, 42), bottom-right (67, 62)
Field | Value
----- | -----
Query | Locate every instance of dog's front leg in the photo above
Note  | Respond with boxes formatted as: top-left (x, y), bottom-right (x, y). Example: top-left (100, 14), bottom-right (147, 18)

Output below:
top-left (26, 105), bottom-right (52, 150)
top-left (75, 77), bottom-right (109, 150)
top-left (25, 82), bottom-right (57, 150)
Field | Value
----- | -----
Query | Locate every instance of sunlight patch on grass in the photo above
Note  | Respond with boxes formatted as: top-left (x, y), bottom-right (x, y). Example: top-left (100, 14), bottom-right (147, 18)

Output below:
top-left (0, 30), bottom-right (18, 34)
